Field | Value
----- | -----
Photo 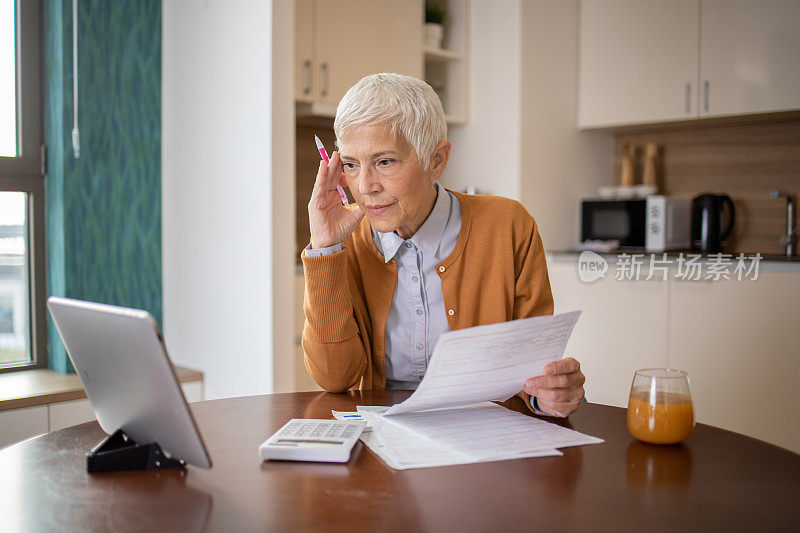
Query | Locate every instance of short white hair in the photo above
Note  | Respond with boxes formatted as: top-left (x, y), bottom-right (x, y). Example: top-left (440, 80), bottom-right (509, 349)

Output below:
top-left (334, 73), bottom-right (447, 171)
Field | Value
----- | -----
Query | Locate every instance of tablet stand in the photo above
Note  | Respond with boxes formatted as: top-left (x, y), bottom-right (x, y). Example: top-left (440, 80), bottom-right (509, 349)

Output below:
top-left (86, 429), bottom-right (186, 473)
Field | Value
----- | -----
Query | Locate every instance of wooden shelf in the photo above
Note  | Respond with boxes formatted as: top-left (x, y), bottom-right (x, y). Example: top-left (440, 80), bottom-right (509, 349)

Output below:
top-left (423, 0), bottom-right (469, 124)
top-left (295, 101), bottom-right (337, 119)
top-left (424, 47), bottom-right (463, 62)
top-left (0, 365), bottom-right (203, 412)
top-left (445, 114), bottom-right (467, 125)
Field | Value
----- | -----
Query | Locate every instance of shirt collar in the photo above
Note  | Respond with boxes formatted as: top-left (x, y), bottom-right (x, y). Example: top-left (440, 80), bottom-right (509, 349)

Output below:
top-left (372, 182), bottom-right (452, 263)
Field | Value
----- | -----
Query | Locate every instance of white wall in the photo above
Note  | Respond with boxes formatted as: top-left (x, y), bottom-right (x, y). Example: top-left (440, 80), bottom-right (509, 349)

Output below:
top-left (162, 0), bottom-right (273, 399)
top-left (443, 0), bottom-right (522, 200)
top-left (442, 0), bottom-right (611, 252)
top-left (519, 0), bottom-right (612, 250)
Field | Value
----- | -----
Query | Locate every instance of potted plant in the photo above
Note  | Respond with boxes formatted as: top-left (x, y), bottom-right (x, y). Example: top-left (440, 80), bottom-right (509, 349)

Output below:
top-left (424, 2), bottom-right (446, 50)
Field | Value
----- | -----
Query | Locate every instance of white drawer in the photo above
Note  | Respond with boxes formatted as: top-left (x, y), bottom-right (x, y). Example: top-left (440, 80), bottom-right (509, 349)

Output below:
top-left (0, 405), bottom-right (48, 449)
top-left (49, 399), bottom-right (96, 432)
top-left (181, 381), bottom-right (203, 403)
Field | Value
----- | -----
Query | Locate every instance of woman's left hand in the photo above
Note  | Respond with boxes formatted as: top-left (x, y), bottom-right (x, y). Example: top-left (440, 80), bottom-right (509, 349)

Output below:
top-left (523, 357), bottom-right (586, 417)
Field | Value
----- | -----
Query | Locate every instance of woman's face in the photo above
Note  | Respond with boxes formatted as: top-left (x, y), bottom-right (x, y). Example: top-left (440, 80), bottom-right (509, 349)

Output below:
top-left (338, 123), bottom-right (438, 239)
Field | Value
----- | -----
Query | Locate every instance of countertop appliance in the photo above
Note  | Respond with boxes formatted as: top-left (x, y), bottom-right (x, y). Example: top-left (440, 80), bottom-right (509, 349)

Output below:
top-left (691, 194), bottom-right (735, 253)
top-left (581, 196), bottom-right (691, 252)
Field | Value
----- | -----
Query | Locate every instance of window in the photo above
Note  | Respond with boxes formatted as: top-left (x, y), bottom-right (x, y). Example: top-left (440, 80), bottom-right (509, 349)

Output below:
top-left (0, 0), bottom-right (45, 372)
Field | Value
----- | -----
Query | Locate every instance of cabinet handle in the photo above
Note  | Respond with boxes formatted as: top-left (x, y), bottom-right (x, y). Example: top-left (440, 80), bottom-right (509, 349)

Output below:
top-left (303, 60), bottom-right (311, 96)
top-left (685, 83), bottom-right (691, 114)
top-left (703, 80), bottom-right (710, 112)
top-left (320, 62), bottom-right (329, 98)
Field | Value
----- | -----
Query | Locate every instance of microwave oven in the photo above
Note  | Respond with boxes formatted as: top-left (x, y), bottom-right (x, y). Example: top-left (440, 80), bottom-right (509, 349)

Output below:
top-left (581, 196), bottom-right (691, 251)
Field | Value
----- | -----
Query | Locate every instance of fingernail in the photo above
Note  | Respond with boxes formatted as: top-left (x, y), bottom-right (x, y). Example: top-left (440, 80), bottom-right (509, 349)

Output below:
top-left (546, 365), bottom-right (555, 375)
top-left (529, 378), bottom-right (537, 389)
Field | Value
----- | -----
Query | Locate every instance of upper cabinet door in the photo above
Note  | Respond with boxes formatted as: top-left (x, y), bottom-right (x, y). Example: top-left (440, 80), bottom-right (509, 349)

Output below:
top-left (295, 0), bottom-right (316, 102)
top-left (700, 0), bottom-right (800, 117)
top-left (315, 0), bottom-right (422, 106)
top-left (578, 0), bottom-right (700, 128)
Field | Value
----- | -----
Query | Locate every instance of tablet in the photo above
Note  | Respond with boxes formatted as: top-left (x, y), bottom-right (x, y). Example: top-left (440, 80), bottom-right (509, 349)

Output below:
top-left (47, 297), bottom-right (212, 469)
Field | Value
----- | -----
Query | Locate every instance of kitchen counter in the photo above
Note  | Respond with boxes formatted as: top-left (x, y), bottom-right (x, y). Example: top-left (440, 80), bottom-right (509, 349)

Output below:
top-left (549, 248), bottom-right (799, 261)
top-left (0, 365), bottom-right (203, 412)
top-left (547, 249), bottom-right (800, 272)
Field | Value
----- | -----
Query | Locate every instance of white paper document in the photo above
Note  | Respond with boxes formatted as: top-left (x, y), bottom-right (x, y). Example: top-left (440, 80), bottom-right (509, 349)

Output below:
top-left (334, 403), bottom-right (602, 470)
top-left (384, 311), bottom-right (582, 416)
top-left (376, 403), bottom-right (601, 460)
top-left (334, 405), bottom-right (564, 470)
top-left (330, 311), bottom-right (604, 470)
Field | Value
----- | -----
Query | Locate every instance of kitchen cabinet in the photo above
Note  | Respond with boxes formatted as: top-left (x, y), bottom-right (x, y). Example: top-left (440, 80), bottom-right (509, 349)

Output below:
top-left (547, 254), bottom-right (670, 408)
top-left (294, 0), bottom-right (315, 103)
top-left (294, 0), bottom-right (422, 109)
top-left (578, 0), bottom-right (700, 128)
top-left (547, 252), bottom-right (800, 453)
top-left (669, 272), bottom-right (800, 453)
top-left (699, 0), bottom-right (800, 117)
top-left (579, 0), bottom-right (800, 128)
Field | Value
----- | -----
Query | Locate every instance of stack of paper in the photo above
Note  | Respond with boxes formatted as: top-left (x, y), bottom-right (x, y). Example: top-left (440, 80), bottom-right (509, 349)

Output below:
top-left (332, 311), bottom-right (604, 470)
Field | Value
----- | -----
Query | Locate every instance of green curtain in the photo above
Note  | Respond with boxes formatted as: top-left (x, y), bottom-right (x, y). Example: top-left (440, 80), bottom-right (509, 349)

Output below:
top-left (44, 0), bottom-right (162, 373)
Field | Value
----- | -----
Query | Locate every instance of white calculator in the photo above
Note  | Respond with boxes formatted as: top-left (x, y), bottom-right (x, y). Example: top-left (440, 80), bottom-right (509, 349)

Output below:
top-left (259, 419), bottom-right (367, 463)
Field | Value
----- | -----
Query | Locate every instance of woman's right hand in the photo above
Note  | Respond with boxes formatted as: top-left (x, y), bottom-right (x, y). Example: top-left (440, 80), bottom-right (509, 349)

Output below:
top-left (308, 151), bottom-right (365, 249)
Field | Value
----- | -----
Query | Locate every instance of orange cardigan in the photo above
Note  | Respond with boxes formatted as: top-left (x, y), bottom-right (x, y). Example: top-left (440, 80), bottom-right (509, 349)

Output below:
top-left (301, 190), bottom-right (554, 412)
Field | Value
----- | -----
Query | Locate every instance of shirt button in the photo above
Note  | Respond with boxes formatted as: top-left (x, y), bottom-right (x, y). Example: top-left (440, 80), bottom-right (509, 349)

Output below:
top-left (418, 374), bottom-right (425, 380)
top-left (411, 275), bottom-right (419, 283)
top-left (416, 343), bottom-right (423, 350)
top-left (448, 309), bottom-right (455, 316)
top-left (405, 242), bottom-right (412, 249)
top-left (438, 265), bottom-right (446, 273)
top-left (416, 308), bottom-right (423, 316)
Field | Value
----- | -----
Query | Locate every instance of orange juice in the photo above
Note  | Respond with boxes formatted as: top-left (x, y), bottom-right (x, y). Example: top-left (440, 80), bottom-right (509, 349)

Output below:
top-left (627, 391), bottom-right (694, 444)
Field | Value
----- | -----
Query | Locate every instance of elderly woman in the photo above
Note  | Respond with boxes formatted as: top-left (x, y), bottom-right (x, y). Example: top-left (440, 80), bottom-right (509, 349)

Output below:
top-left (302, 73), bottom-right (585, 417)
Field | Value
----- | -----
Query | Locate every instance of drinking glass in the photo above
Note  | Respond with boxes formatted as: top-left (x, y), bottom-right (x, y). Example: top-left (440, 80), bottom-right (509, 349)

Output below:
top-left (627, 369), bottom-right (694, 444)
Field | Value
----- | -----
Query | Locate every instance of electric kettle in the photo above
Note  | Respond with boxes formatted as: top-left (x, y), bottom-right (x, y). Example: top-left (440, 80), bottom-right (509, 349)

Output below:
top-left (691, 194), bottom-right (735, 253)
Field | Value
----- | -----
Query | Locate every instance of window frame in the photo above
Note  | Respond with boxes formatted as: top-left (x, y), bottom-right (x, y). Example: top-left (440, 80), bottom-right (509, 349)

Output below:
top-left (0, 0), bottom-right (46, 373)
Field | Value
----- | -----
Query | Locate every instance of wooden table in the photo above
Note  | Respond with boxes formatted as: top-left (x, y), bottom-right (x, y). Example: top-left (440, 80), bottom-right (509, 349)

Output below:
top-left (1, 391), bottom-right (798, 532)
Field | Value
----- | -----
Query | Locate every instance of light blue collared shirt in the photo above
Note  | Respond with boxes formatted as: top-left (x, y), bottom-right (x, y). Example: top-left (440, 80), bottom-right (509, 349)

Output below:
top-left (371, 183), bottom-right (461, 390)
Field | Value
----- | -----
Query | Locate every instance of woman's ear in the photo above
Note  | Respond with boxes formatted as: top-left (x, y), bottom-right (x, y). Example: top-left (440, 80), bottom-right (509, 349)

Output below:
top-left (428, 141), bottom-right (452, 182)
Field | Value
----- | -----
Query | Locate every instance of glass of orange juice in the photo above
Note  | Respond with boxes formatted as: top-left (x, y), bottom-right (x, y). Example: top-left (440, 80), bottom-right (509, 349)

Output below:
top-left (627, 369), bottom-right (694, 445)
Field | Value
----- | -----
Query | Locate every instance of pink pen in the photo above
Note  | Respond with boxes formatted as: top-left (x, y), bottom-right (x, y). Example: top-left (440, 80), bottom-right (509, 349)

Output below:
top-left (314, 135), bottom-right (349, 207)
